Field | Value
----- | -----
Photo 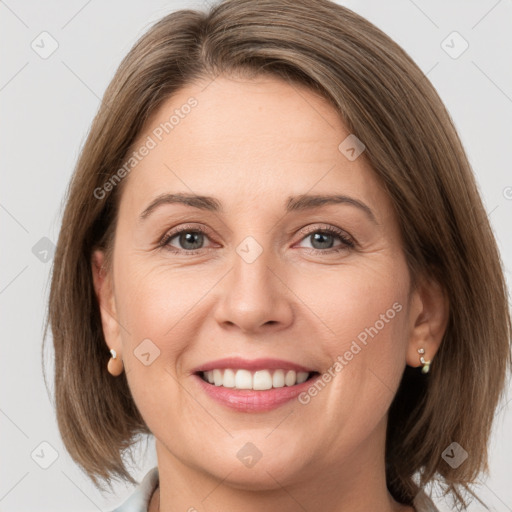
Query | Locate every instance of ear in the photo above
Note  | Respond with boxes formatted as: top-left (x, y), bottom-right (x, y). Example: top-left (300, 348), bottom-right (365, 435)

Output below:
top-left (91, 249), bottom-right (121, 353)
top-left (406, 275), bottom-right (449, 368)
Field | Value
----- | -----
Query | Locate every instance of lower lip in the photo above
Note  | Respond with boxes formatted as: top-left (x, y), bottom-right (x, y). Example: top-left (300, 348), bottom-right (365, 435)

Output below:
top-left (192, 373), bottom-right (321, 412)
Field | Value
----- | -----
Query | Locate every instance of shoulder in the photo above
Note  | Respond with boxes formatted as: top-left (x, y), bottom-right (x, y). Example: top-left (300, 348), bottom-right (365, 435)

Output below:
top-left (107, 467), bottom-right (159, 512)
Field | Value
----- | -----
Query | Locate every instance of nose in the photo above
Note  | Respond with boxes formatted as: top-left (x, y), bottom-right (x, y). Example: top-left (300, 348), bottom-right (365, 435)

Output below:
top-left (213, 245), bottom-right (294, 334)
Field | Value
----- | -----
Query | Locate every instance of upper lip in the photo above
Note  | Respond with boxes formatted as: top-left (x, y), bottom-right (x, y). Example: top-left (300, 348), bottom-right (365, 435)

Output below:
top-left (191, 357), bottom-right (317, 374)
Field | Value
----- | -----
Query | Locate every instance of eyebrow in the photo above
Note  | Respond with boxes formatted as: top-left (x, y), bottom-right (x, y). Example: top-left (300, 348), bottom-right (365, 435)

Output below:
top-left (286, 194), bottom-right (377, 223)
top-left (138, 192), bottom-right (377, 224)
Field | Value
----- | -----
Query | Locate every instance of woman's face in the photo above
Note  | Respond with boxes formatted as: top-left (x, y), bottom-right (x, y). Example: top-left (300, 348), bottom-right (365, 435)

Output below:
top-left (95, 75), bottom-right (421, 488)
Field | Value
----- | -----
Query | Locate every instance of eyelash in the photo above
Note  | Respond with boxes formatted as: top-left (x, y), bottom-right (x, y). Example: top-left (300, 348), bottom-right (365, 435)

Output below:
top-left (158, 224), bottom-right (356, 255)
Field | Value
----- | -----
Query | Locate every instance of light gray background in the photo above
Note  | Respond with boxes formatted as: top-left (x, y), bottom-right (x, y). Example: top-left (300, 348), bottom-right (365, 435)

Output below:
top-left (1, 0), bottom-right (511, 511)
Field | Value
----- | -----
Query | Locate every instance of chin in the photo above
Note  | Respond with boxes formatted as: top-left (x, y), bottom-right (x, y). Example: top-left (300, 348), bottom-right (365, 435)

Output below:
top-left (209, 461), bottom-right (303, 492)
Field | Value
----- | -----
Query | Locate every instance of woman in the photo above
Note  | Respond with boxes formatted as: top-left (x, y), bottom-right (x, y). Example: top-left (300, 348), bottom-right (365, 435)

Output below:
top-left (44, 0), bottom-right (511, 511)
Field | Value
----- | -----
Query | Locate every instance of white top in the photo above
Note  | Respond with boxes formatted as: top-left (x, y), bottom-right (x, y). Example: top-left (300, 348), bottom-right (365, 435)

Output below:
top-left (108, 466), bottom-right (440, 512)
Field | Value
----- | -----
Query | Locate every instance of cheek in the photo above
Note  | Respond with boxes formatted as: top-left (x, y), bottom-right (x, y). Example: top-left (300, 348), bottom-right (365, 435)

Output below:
top-left (291, 260), bottom-right (409, 358)
top-left (110, 260), bottom-right (199, 397)
top-left (115, 259), bottom-right (206, 335)
top-left (292, 260), bottom-right (410, 423)
top-left (112, 264), bottom-right (204, 432)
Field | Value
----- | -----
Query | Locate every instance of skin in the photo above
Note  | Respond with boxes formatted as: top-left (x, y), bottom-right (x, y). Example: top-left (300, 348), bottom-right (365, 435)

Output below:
top-left (92, 75), bottom-right (448, 512)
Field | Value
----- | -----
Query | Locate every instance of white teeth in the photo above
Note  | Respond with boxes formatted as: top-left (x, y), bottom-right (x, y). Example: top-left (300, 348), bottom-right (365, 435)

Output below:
top-left (285, 370), bottom-right (296, 386)
top-left (222, 369), bottom-right (235, 388)
top-left (253, 370), bottom-right (273, 390)
top-left (201, 369), bottom-right (311, 390)
top-left (272, 369), bottom-right (285, 388)
top-left (235, 369), bottom-right (252, 389)
top-left (296, 371), bottom-right (309, 384)
top-left (213, 369), bottom-right (223, 386)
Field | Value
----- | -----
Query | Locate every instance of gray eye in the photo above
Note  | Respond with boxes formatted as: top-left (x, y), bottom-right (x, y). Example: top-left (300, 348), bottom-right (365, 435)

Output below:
top-left (308, 232), bottom-right (336, 250)
top-left (173, 231), bottom-right (205, 250)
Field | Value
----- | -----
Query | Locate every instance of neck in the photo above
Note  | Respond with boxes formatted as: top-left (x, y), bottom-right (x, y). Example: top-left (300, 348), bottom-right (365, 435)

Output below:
top-left (148, 416), bottom-right (413, 512)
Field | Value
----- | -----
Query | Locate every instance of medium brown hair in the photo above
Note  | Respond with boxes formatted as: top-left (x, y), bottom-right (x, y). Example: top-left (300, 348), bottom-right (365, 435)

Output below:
top-left (43, 0), bottom-right (511, 508)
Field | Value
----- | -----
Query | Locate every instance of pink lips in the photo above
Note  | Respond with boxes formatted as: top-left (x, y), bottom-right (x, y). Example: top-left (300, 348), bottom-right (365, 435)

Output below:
top-left (193, 373), bottom-right (321, 412)
top-left (191, 356), bottom-right (316, 374)
top-left (190, 357), bottom-right (320, 413)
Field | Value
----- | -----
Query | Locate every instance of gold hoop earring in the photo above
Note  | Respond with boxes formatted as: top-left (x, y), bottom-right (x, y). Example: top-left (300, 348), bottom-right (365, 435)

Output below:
top-left (417, 347), bottom-right (431, 374)
top-left (107, 349), bottom-right (124, 376)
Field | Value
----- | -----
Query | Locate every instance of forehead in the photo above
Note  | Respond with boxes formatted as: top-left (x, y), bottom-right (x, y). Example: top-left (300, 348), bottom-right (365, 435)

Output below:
top-left (119, 75), bottom-right (387, 216)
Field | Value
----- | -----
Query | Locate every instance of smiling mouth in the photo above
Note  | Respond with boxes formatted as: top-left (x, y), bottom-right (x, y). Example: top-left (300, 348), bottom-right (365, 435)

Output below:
top-left (197, 368), bottom-right (320, 390)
